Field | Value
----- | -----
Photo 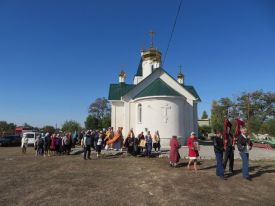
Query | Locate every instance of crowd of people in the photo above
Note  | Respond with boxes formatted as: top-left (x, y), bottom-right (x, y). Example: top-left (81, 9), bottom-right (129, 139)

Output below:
top-left (81, 127), bottom-right (161, 160)
top-left (20, 127), bottom-right (161, 159)
top-left (21, 132), bottom-right (77, 157)
top-left (213, 127), bottom-right (253, 181)
top-left (169, 118), bottom-right (254, 181)
top-left (20, 121), bottom-right (253, 181)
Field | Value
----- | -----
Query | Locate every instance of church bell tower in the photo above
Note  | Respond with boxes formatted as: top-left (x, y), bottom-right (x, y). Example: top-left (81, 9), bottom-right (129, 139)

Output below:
top-left (141, 31), bottom-right (162, 78)
top-left (134, 31), bottom-right (162, 84)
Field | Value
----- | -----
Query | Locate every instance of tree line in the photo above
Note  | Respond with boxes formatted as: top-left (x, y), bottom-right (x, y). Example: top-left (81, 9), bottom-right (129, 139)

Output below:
top-left (0, 97), bottom-right (111, 136)
top-left (61, 97), bottom-right (111, 132)
top-left (2, 92), bottom-right (274, 137)
top-left (210, 90), bottom-right (275, 136)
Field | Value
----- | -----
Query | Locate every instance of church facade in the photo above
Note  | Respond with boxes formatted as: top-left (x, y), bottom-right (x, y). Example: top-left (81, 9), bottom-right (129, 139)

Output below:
top-left (108, 47), bottom-right (200, 147)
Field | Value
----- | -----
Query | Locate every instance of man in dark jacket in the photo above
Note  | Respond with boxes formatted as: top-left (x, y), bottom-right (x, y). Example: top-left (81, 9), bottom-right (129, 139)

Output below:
top-left (223, 117), bottom-right (235, 175)
top-left (237, 127), bottom-right (253, 180)
top-left (83, 131), bottom-right (92, 160)
top-left (213, 131), bottom-right (224, 179)
top-left (223, 133), bottom-right (235, 175)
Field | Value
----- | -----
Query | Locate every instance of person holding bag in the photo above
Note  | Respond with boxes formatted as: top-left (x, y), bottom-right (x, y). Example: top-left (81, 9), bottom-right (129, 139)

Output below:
top-left (187, 132), bottom-right (199, 172)
top-left (138, 132), bottom-right (146, 153)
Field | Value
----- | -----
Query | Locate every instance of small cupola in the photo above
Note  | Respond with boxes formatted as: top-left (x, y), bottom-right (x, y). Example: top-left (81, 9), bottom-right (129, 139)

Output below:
top-left (119, 70), bottom-right (126, 83)
top-left (177, 66), bottom-right (184, 85)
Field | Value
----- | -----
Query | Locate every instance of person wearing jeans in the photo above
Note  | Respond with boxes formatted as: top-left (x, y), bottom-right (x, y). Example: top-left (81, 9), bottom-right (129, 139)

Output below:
top-left (223, 133), bottom-right (235, 175)
top-left (213, 131), bottom-right (224, 179)
top-left (237, 127), bottom-right (253, 180)
top-left (239, 152), bottom-right (249, 178)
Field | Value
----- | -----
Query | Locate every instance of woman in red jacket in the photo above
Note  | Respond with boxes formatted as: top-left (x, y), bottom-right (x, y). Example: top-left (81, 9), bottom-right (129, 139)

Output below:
top-left (187, 132), bottom-right (199, 172)
top-left (169, 136), bottom-right (181, 167)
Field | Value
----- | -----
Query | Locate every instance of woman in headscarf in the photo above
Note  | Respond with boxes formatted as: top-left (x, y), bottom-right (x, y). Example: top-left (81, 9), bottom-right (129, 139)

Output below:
top-left (104, 127), bottom-right (114, 150)
top-left (49, 134), bottom-right (56, 156)
top-left (21, 134), bottom-right (28, 154)
top-left (124, 128), bottom-right (135, 155)
top-left (169, 136), bottom-right (181, 167)
top-left (152, 130), bottom-right (160, 152)
top-left (138, 132), bottom-right (145, 153)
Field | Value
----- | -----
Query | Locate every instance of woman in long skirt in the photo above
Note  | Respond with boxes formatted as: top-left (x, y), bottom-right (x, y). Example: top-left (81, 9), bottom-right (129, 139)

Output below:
top-left (169, 136), bottom-right (180, 167)
top-left (124, 129), bottom-right (135, 155)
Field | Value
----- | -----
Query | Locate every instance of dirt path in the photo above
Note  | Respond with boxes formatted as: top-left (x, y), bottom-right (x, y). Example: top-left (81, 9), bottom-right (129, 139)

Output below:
top-left (0, 147), bottom-right (275, 206)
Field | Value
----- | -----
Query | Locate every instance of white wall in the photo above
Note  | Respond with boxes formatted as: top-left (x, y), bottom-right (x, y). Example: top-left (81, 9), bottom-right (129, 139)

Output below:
top-left (193, 102), bottom-right (198, 136)
top-left (130, 96), bottom-right (188, 147)
top-left (142, 60), bottom-right (160, 78)
top-left (111, 97), bottom-right (198, 147)
top-left (133, 76), bottom-right (143, 85)
top-left (110, 101), bottom-right (124, 131)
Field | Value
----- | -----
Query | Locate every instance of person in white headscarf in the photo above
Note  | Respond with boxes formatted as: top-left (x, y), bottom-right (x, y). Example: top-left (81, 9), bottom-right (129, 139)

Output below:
top-left (152, 130), bottom-right (160, 152)
top-left (21, 134), bottom-right (28, 154)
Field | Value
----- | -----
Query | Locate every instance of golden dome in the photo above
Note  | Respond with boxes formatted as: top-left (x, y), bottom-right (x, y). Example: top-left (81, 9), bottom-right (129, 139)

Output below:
top-left (119, 70), bottom-right (126, 77)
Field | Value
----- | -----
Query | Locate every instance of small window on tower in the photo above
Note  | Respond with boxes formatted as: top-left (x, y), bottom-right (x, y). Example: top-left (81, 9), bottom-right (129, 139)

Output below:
top-left (138, 104), bottom-right (142, 123)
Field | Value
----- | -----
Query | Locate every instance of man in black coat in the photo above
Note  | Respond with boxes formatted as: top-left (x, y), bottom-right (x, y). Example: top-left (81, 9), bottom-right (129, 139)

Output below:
top-left (223, 133), bottom-right (235, 175)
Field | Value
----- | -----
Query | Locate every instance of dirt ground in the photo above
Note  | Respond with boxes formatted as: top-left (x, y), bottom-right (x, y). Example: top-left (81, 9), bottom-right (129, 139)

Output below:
top-left (0, 147), bottom-right (275, 206)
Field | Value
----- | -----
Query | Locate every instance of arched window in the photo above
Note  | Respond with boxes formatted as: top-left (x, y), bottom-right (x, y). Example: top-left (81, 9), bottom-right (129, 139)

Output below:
top-left (138, 104), bottom-right (142, 123)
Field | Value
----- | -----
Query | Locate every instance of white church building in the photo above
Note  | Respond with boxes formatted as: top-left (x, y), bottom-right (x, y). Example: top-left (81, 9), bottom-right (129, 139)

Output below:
top-left (108, 46), bottom-right (201, 147)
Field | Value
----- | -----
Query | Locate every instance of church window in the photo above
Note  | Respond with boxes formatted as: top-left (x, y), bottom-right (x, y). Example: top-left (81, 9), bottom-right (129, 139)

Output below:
top-left (138, 104), bottom-right (142, 123)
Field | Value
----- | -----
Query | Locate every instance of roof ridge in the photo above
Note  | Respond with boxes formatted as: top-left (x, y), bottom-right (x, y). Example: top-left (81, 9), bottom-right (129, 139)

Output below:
top-left (134, 78), bottom-right (182, 99)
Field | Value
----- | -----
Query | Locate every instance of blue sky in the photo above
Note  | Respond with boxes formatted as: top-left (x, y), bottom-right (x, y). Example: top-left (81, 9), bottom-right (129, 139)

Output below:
top-left (0, 0), bottom-right (274, 127)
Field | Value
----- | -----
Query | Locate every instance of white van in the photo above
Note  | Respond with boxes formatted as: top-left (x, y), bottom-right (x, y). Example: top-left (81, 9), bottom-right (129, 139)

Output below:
top-left (22, 132), bottom-right (41, 146)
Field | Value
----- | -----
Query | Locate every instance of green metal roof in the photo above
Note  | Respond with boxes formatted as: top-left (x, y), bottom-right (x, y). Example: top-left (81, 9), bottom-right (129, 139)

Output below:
top-left (135, 59), bottom-right (143, 76)
top-left (183, 85), bottom-right (201, 102)
top-left (150, 68), bottom-right (201, 101)
top-left (109, 67), bottom-right (201, 102)
top-left (108, 83), bottom-right (135, 100)
top-left (134, 78), bottom-right (181, 99)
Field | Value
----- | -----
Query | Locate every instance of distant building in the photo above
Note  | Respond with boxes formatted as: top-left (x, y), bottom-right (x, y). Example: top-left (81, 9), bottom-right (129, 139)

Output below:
top-left (15, 126), bottom-right (33, 136)
top-left (108, 43), bottom-right (200, 147)
top-left (198, 119), bottom-right (211, 127)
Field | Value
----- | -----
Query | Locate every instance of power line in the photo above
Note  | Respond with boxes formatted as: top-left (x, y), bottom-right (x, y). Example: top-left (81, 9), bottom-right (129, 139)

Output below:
top-left (163, 0), bottom-right (183, 65)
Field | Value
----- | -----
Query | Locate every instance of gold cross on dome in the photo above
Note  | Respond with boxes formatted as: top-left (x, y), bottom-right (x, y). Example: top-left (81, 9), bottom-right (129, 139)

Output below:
top-left (149, 30), bottom-right (155, 48)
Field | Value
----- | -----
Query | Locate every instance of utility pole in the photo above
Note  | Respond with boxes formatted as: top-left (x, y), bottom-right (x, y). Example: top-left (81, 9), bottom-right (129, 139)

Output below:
top-left (247, 93), bottom-right (251, 133)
